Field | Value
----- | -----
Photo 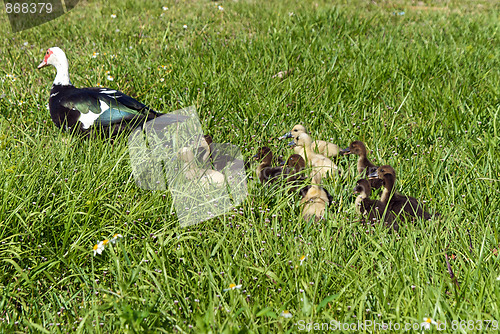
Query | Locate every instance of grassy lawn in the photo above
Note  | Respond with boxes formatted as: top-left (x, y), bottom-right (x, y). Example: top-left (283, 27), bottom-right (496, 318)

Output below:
top-left (0, 0), bottom-right (499, 332)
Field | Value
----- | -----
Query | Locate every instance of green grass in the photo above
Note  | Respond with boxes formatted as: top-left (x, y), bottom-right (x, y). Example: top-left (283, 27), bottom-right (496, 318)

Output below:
top-left (0, 0), bottom-right (499, 332)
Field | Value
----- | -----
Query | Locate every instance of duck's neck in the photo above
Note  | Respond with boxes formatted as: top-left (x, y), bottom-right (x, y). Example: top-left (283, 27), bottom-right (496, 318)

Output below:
top-left (380, 176), bottom-right (394, 204)
top-left (260, 153), bottom-right (272, 168)
top-left (52, 56), bottom-right (71, 86)
top-left (302, 144), bottom-right (315, 164)
top-left (357, 151), bottom-right (371, 169)
top-left (257, 153), bottom-right (272, 176)
top-left (357, 156), bottom-right (366, 173)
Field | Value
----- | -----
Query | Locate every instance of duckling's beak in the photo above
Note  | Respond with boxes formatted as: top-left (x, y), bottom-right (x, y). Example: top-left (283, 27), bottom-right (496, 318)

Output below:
top-left (278, 132), bottom-right (292, 140)
top-left (340, 147), bottom-right (350, 155)
top-left (279, 160), bottom-right (285, 166)
top-left (288, 141), bottom-right (295, 147)
top-left (368, 170), bottom-right (378, 178)
top-left (353, 186), bottom-right (360, 194)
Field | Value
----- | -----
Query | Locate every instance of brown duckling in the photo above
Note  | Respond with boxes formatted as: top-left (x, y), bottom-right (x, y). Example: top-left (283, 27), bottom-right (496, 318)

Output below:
top-left (354, 179), bottom-right (398, 231)
top-left (299, 174), bottom-right (333, 222)
top-left (281, 124), bottom-right (342, 158)
top-left (344, 141), bottom-right (383, 189)
top-left (285, 154), bottom-right (306, 174)
top-left (284, 154), bottom-right (307, 192)
top-left (198, 135), bottom-right (246, 172)
top-left (369, 165), bottom-right (434, 221)
top-left (195, 134), bottom-right (213, 164)
top-left (294, 133), bottom-right (337, 178)
top-left (254, 146), bottom-right (285, 184)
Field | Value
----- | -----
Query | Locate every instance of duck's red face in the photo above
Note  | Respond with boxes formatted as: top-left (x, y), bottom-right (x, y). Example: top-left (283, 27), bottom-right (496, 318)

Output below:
top-left (37, 48), bottom-right (53, 69)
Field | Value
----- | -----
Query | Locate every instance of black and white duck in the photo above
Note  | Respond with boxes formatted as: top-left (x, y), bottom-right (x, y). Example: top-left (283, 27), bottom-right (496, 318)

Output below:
top-left (38, 47), bottom-right (186, 136)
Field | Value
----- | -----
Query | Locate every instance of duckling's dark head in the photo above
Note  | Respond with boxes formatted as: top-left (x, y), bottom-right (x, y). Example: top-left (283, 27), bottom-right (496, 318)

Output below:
top-left (254, 146), bottom-right (273, 161)
top-left (286, 154), bottom-right (306, 170)
top-left (348, 141), bottom-right (367, 156)
top-left (204, 135), bottom-right (213, 145)
top-left (368, 165), bottom-right (396, 180)
top-left (378, 165), bottom-right (396, 178)
top-left (354, 178), bottom-right (371, 194)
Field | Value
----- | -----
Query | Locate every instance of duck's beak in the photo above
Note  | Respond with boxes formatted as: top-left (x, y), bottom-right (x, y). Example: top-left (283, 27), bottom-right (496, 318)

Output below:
top-left (37, 60), bottom-right (48, 69)
top-left (278, 132), bottom-right (292, 140)
top-left (340, 147), bottom-right (350, 155)
top-left (368, 169), bottom-right (378, 178)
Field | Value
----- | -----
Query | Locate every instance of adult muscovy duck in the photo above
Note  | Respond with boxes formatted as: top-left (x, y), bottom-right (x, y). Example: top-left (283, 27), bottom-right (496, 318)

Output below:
top-left (37, 47), bottom-right (186, 136)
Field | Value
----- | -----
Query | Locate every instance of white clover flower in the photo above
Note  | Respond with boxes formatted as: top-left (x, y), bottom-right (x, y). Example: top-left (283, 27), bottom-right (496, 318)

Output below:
top-left (110, 14), bottom-right (117, 18)
top-left (163, 6), bottom-right (168, 11)
top-left (110, 233), bottom-right (123, 244)
top-left (421, 318), bottom-right (437, 330)
top-left (107, 75), bottom-right (114, 81)
top-left (92, 52), bottom-right (99, 58)
top-left (218, 6), bottom-right (224, 11)
top-left (93, 239), bottom-right (109, 256)
top-left (183, 24), bottom-right (188, 29)
top-left (299, 254), bottom-right (308, 265)
top-left (280, 310), bottom-right (292, 318)
top-left (223, 283), bottom-right (242, 291)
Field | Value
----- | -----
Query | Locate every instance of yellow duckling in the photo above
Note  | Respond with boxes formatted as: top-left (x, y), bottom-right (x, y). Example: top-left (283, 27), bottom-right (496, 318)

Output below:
top-left (178, 147), bottom-right (225, 186)
top-left (282, 124), bottom-right (342, 158)
top-left (293, 133), bottom-right (337, 178)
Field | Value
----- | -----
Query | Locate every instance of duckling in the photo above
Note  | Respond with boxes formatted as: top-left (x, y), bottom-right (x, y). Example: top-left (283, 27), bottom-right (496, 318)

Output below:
top-left (178, 147), bottom-right (225, 186)
top-left (254, 146), bottom-right (285, 184)
top-left (197, 135), bottom-right (246, 172)
top-left (195, 134), bottom-right (212, 163)
top-left (285, 154), bottom-right (306, 174)
top-left (294, 133), bottom-right (337, 178)
top-left (282, 124), bottom-right (342, 158)
top-left (284, 154), bottom-right (307, 192)
top-left (370, 165), bottom-right (434, 221)
top-left (354, 179), bottom-right (398, 231)
top-left (299, 174), bottom-right (333, 222)
top-left (344, 141), bottom-right (383, 189)
top-left (344, 141), bottom-right (377, 174)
